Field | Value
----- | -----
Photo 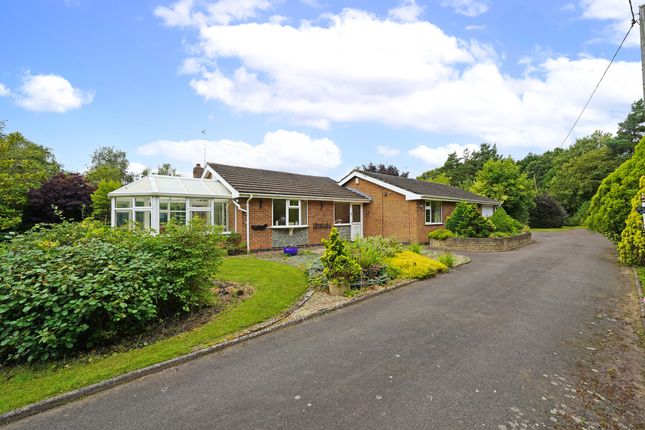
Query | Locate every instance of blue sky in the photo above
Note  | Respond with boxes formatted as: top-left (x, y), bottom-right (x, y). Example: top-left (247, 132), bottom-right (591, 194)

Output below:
top-left (0, 0), bottom-right (641, 178)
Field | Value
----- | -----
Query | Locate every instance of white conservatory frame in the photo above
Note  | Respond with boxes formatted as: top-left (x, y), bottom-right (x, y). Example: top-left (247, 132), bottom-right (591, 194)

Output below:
top-left (108, 175), bottom-right (232, 232)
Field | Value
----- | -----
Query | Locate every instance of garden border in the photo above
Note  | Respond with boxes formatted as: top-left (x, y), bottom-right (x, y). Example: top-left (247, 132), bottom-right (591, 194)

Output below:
top-left (428, 232), bottom-right (532, 252)
top-left (633, 267), bottom-right (645, 331)
top-left (0, 266), bottom-right (465, 425)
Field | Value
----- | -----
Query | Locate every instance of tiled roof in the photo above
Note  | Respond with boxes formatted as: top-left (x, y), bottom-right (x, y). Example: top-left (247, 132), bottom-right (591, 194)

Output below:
top-left (207, 163), bottom-right (370, 201)
top-left (355, 170), bottom-right (500, 205)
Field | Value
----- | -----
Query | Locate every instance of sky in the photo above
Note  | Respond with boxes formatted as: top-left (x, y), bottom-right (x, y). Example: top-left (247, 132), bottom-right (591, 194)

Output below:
top-left (0, 0), bottom-right (642, 179)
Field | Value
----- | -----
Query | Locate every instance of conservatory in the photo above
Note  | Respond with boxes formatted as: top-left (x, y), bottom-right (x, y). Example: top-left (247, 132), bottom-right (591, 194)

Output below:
top-left (108, 175), bottom-right (232, 231)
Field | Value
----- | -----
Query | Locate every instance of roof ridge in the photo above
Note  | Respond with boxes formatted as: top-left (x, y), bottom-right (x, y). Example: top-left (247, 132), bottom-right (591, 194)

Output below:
top-left (207, 162), bottom-right (332, 180)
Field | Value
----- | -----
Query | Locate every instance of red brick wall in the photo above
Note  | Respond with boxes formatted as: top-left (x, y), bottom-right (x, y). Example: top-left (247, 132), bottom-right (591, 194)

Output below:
top-left (308, 200), bottom-right (334, 245)
top-left (246, 198), bottom-right (272, 250)
top-left (416, 201), bottom-right (456, 242)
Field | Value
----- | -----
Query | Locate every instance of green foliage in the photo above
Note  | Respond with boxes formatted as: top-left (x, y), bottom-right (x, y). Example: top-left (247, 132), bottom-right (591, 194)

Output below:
top-left (0, 129), bottom-right (60, 231)
top-left (445, 202), bottom-right (496, 238)
top-left (417, 143), bottom-right (501, 189)
top-left (386, 251), bottom-right (447, 279)
top-left (490, 207), bottom-right (524, 233)
top-left (91, 180), bottom-right (122, 224)
top-left (347, 236), bottom-right (402, 287)
top-left (360, 163), bottom-right (409, 177)
top-left (610, 99), bottom-right (644, 157)
top-left (306, 260), bottom-right (328, 291)
top-left (320, 228), bottom-right (361, 286)
top-left (617, 176), bottom-right (645, 266)
top-left (588, 138), bottom-right (645, 240)
top-left (86, 146), bottom-right (133, 186)
top-left (528, 194), bottom-right (567, 228)
top-left (428, 228), bottom-right (455, 240)
top-left (470, 158), bottom-right (536, 223)
top-left (223, 232), bottom-right (245, 255)
top-left (407, 242), bottom-right (422, 254)
top-left (142, 163), bottom-right (180, 177)
top-left (437, 252), bottom-right (455, 268)
top-left (566, 200), bottom-right (590, 226)
top-left (0, 219), bottom-right (225, 363)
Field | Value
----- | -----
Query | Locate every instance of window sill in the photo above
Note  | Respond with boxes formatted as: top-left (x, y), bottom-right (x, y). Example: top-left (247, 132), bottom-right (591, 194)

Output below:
top-left (269, 225), bottom-right (309, 229)
top-left (425, 222), bottom-right (444, 226)
top-left (333, 223), bottom-right (351, 226)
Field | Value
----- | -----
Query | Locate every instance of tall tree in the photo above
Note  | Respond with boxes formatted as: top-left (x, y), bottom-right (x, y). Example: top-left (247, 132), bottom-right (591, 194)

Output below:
top-left (23, 173), bottom-right (95, 225)
top-left (86, 146), bottom-right (133, 185)
top-left (609, 99), bottom-right (644, 158)
top-left (142, 163), bottom-right (180, 177)
top-left (417, 143), bottom-right (501, 189)
top-left (0, 125), bottom-right (60, 230)
top-left (470, 158), bottom-right (536, 223)
top-left (361, 163), bottom-right (409, 177)
top-left (91, 179), bottom-right (122, 224)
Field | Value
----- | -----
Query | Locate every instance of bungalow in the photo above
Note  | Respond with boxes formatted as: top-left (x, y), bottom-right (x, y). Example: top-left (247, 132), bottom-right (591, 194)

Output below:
top-left (109, 163), bottom-right (500, 252)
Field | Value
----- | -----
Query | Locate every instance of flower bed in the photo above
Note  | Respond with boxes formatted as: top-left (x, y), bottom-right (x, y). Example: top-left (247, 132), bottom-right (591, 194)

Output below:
top-left (428, 232), bottom-right (532, 252)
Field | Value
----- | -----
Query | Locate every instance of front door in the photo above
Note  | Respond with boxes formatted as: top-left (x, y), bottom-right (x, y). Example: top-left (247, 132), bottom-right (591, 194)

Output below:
top-left (350, 204), bottom-right (363, 240)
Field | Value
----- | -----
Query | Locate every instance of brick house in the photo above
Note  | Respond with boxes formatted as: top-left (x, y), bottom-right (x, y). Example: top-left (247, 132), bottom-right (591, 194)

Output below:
top-left (109, 163), bottom-right (499, 252)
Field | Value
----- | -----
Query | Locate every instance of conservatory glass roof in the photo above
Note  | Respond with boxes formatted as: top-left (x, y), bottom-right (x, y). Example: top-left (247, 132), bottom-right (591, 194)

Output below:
top-left (108, 175), bottom-right (232, 198)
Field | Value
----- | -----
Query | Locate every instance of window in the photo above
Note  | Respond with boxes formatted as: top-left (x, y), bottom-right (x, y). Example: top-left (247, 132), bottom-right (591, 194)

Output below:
top-left (135, 211), bottom-right (151, 229)
top-left (134, 197), bottom-right (151, 207)
top-left (334, 202), bottom-right (350, 224)
top-left (116, 211), bottom-right (132, 227)
top-left (190, 211), bottom-right (211, 224)
top-left (160, 198), bottom-right (186, 224)
top-left (273, 199), bottom-right (307, 226)
top-left (352, 204), bottom-right (361, 223)
top-left (425, 201), bottom-right (442, 224)
top-left (214, 202), bottom-right (227, 227)
top-left (190, 198), bottom-right (210, 208)
top-left (115, 198), bottom-right (132, 209)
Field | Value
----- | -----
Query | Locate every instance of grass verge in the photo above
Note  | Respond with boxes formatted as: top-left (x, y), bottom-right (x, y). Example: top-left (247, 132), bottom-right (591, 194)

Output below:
top-left (0, 257), bottom-right (307, 414)
top-left (529, 225), bottom-right (586, 232)
top-left (637, 266), bottom-right (645, 295)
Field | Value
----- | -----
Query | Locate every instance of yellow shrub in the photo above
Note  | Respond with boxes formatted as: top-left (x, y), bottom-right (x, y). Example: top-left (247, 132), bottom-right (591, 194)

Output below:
top-left (387, 251), bottom-right (448, 279)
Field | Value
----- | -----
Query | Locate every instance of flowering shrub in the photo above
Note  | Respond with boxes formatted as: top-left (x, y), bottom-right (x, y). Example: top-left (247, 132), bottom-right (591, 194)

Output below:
top-left (386, 251), bottom-right (447, 279)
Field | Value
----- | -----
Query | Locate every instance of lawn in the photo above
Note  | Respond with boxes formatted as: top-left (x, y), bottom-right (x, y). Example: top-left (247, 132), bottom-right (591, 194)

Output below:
top-left (0, 257), bottom-right (307, 414)
top-left (529, 225), bottom-right (586, 232)
top-left (638, 266), bottom-right (645, 295)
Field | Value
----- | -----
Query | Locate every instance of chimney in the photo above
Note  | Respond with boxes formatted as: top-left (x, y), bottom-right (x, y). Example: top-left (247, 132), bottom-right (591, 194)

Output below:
top-left (193, 163), bottom-right (204, 178)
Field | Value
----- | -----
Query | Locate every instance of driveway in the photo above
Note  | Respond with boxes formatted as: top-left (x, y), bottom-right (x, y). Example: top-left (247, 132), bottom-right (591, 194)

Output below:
top-left (7, 229), bottom-right (643, 429)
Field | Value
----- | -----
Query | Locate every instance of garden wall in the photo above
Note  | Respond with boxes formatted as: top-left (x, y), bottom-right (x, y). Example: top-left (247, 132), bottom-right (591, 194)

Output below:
top-left (428, 232), bottom-right (532, 252)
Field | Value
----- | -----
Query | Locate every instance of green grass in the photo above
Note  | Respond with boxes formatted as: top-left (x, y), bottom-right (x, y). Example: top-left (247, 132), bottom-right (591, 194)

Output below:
top-left (637, 266), bottom-right (645, 295)
top-left (0, 257), bottom-right (307, 414)
top-left (529, 225), bottom-right (586, 232)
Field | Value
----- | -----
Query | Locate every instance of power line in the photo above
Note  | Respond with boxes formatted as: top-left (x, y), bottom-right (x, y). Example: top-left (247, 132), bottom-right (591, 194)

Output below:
top-left (559, 20), bottom-right (636, 147)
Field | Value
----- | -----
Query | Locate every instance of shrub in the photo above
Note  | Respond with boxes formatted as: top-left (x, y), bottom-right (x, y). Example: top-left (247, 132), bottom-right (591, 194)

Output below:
top-left (428, 228), bottom-right (454, 240)
top-left (321, 228), bottom-right (361, 287)
top-left (386, 251), bottom-right (447, 279)
top-left (489, 231), bottom-right (512, 237)
top-left (407, 242), bottom-right (422, 254)
top-left (528, 194), bottom-right (567, 228)
top-left (617, 176), bottom-right (645, 266)
top-left (588, 138), bottom-right (645, 240)
top-left (0, 219), bottom-right (225, 363)
top-left (437, 252), bottom-right (455, 268)
top-left (306, 260), bottom-right (328, 291)
top-left (566, 200), bottom-right (590, 226)
top-left (223, 232), bottom-right (245, 255)
top-left (22, 173), bottom-right (95, 225)
top-left (490, 207), bottom-right (523, 233)
top-left (445, 202), bottom-right (496, 238)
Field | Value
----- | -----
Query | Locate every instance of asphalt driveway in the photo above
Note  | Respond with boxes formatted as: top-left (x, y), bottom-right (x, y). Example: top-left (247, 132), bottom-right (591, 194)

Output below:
top-left (7, 229), bottom-right (638, 429)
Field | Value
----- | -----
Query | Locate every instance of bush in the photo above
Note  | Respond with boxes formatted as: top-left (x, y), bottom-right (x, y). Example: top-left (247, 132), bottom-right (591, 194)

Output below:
top-left (306, 260), bottom-right (328, 291)
top-left (223, 232), bottom-right (245, 255)
top-left (445, 202), bottom-right (496, 238)
top-left (321, 228), bottom-right (361, 287)
top-left (386, 251), bottom-right (447, 279)
top-left (617, 176), bottom-right (645, 266)
top-left (490, 207), bottom-right (523, 233)
top-left (428, 228), bottom-right (455, 240)
top-left (588, 138), bottom-right (645, 240)
top-left (566, 200), bottom-right (590, 226)
top-left (528, 194), bottom-right (567, 228)
top-left (437, 252), bottom-right (455, 268)
top-left (407, 242), bottom-right (422, 254)
top-left (0, 219), bottom-right (225, 363)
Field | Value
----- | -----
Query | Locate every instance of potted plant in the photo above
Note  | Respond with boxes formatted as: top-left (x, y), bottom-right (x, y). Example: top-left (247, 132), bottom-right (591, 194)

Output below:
top-left (321, 228), bottom-right (360, 296)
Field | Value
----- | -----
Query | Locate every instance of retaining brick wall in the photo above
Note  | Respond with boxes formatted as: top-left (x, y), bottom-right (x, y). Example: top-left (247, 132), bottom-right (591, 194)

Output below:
top-left (428, 232), bottom-right (532, 252)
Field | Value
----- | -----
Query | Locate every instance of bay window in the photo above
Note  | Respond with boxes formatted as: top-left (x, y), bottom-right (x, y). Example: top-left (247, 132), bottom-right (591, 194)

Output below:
top-left (425, 200), bottom-right (442, 225)
top-left (273, 199), bottom-right (307, 226)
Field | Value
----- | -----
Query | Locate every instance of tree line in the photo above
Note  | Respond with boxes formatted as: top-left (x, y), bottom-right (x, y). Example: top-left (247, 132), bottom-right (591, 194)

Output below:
top-left (0, 121), bottom-right (177, 233)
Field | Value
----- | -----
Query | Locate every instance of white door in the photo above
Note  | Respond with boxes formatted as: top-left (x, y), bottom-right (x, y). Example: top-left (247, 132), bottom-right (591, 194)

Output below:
top-left (350, 204), bottom-right (363, 240)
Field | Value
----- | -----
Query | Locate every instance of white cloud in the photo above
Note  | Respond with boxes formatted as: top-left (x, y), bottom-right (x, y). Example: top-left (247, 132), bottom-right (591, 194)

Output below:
top-left (377, 145), bottom-right (400, 157)
top-left (158, 4), bottom-right (641, 151)
top-left (465, 24), bottom-right (486, 31)
top-left (155, 0), bottom-right (271, 27)
top-left (578, 0), bottom-right (638, 46)
top-left (136, 129), bottom-right (342, 175)
top-left (388, 0), bottom-right (423, 23)
top-left (15, 73), bottom-right (94, 113)
top-left (128, 162), bottom-right (148, 176)
top-left (0, 83), bottom-right (10, 97)
top-left (441, 0), bottom-right (490, 17)
top-left (409, 143), bottom-right (479, 167)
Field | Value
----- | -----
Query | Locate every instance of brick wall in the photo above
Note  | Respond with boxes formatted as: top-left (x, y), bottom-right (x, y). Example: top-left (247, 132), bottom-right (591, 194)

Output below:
top-left (342, 178), bottom-right (416, 242)
top-left (308, 200), bottom-right (334, 246)
top-left (428, 232), bottom-right (532, 252)
top-left (247, 198), bottom-right (272, 250)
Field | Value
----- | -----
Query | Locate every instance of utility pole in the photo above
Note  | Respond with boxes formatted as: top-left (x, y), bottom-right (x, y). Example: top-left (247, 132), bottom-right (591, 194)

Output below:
top-left (640, 4), bottom-right (645, 102)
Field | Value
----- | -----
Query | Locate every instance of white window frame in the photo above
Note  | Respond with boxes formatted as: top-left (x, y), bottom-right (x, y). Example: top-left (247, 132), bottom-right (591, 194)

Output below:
top-left (272, 199), bottom-right (308, 227)
top-left (159, 197), bottom-right (188, 226)
top-left (114, 197), bottom-right (154, 229)
top-left (425, 200), bottom-right (443, 225)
